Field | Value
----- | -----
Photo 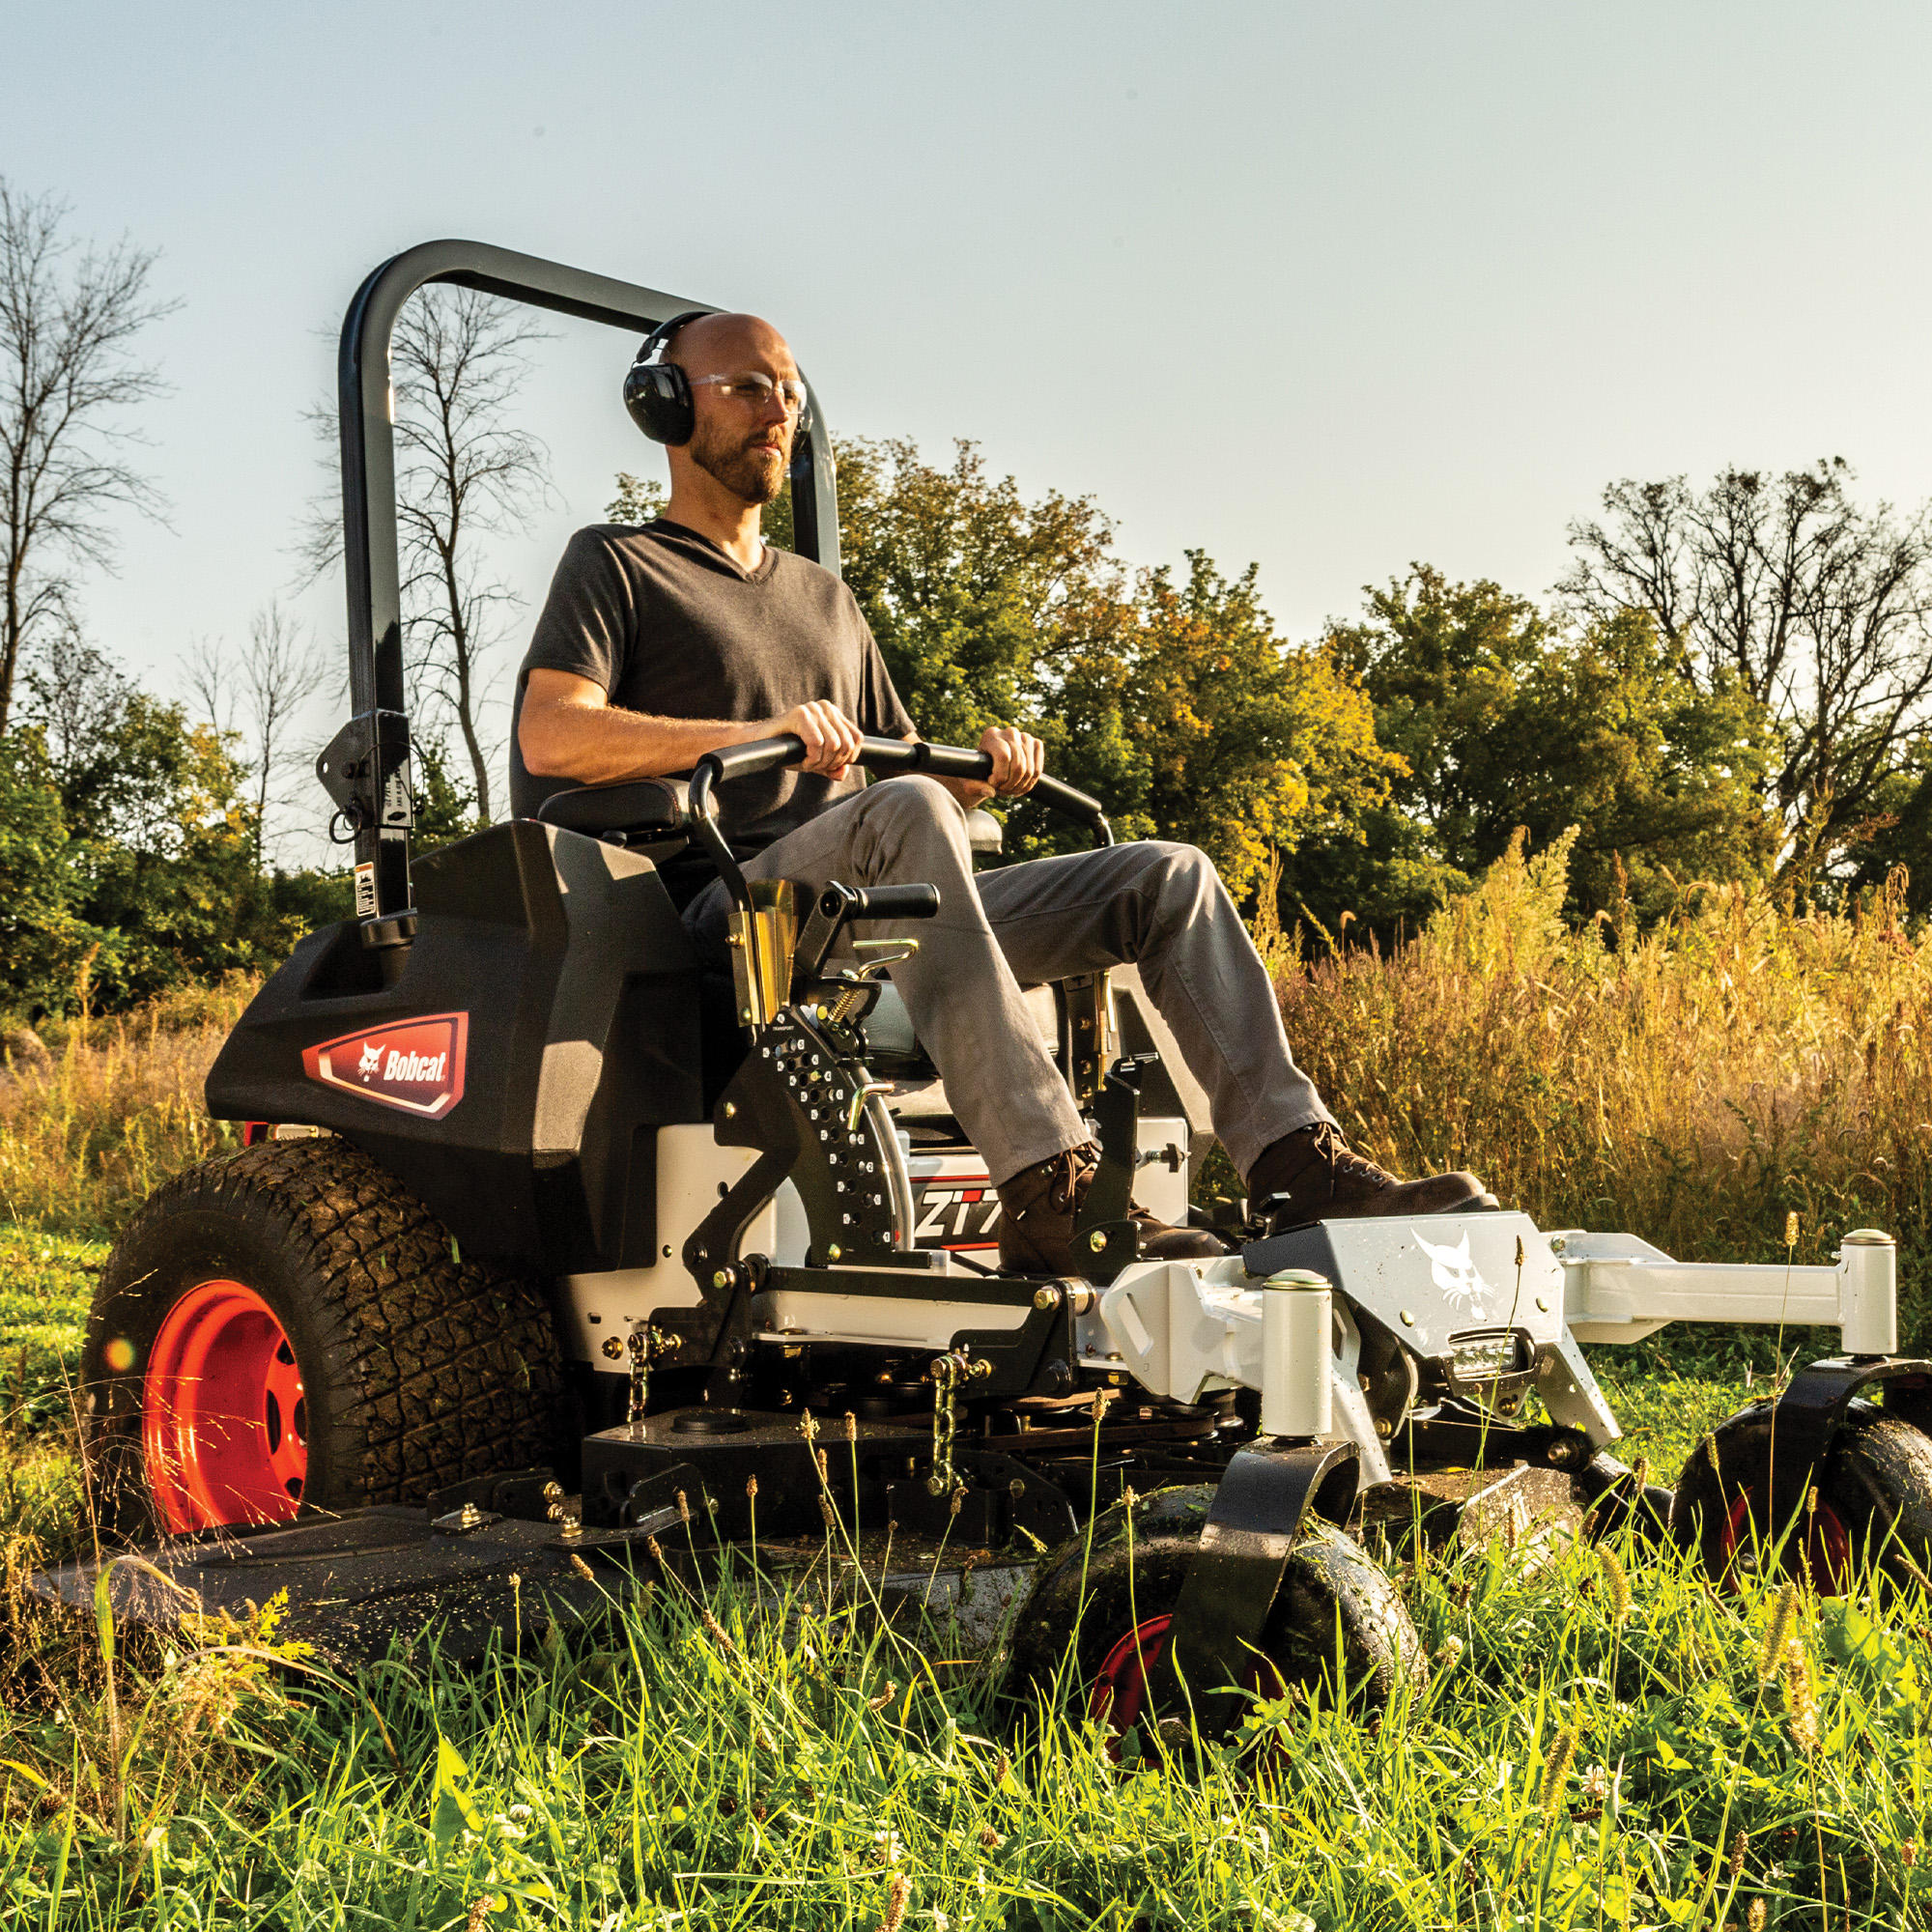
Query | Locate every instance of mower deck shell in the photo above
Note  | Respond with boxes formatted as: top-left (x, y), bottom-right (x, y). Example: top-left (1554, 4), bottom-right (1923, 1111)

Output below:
top-left (32, 1463), bottom-right (1606, 1667)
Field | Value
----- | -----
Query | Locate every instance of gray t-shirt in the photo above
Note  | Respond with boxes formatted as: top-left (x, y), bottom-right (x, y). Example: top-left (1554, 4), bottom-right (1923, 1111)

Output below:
top-left (509, 520), bottom-right (914, 863)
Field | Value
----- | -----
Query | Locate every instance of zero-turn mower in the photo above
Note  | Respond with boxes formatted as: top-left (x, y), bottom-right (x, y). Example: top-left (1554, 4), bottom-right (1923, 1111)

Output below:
top-left (44, 242), bottom-right (1932, 1738)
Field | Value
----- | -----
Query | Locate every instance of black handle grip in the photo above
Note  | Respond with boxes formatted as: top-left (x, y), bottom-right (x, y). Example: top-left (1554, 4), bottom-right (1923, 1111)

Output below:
top-left (1022, 773), bottom-right (1108, 826)
top-left (863, 738), bottom-right (1110, 828)
top-left (690, 733), bottom-right (1111, 837)
top-left (841, 884), bottom-right (940, 922)
top-left (698, 732), bottom-right (810, 784)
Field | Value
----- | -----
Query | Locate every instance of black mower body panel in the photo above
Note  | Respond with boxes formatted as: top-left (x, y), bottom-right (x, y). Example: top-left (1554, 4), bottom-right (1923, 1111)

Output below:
top-left (206, 821), bottom-right (705, 1271)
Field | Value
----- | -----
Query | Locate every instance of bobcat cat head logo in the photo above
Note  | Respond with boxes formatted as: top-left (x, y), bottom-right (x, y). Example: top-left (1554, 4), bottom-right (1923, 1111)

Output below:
top-left (1413, 1227), bottom-right (1491, 1317)
top-left (303, 1012), bottom-right (469, 1122)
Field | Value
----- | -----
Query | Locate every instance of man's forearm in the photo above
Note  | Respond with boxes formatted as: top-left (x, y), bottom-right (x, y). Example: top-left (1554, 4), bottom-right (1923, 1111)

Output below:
top-left (520, 702), bottom-right (773, 784)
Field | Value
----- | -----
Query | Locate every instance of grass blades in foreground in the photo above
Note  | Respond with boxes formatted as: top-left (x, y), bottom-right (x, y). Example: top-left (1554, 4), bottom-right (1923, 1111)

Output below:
top-left (1, 1429), bottom-right (1929, 1927)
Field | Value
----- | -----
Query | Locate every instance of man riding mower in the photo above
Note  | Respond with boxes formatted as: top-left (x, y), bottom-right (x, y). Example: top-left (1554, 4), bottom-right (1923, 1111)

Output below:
top-left (58, 242), bottom-right (1932, 1735)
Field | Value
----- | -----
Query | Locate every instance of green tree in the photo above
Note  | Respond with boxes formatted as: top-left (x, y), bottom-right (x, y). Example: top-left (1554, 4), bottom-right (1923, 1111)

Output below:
top-left (607, 472), bottom-right (665, 526)
top-left (827, 439), bottom-right (1122, 753)
top-left (412, 735), bottom-right (484, 853)
top-left (1842, 739), bottom-right (1932, 918)
top-left (1043, 553), bottom-right (1396, 899)
top-left (1284, 566), bottom-right (1778, 939)
top-left (22, 639), bottom-right (328, 1005)
top-left (0, 727), bottom-right (94, 1010)
top-left (1562, 462), bottom-right (1932, 885)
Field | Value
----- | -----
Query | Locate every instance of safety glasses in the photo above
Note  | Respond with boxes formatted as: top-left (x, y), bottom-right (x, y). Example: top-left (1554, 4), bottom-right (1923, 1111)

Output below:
top-left (690, 371), bottom-right (809, 416)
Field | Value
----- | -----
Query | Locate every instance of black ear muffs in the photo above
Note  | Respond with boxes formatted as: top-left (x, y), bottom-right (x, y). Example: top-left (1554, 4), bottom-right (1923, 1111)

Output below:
top-left (623, 309), bottom-right (710, 445)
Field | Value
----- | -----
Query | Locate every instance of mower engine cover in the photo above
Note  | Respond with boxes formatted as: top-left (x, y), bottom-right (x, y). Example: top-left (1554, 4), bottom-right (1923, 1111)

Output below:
top-left (205, 822), bottom-right (707, 1273)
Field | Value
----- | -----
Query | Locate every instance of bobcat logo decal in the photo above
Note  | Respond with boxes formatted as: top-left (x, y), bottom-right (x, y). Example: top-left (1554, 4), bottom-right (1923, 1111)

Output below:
top-left (1413, 1227), bottom-right (1492, 1319)
top-left (302, 1013), bottom-right (469, 1121)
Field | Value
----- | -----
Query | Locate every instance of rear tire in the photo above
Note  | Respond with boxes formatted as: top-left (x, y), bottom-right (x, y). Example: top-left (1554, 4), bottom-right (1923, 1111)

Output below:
top-left (1003, 1485), bottom-right (1424, 1748)
top-left (82, 1138), bottom-right (562, 1539)
top-left (1671, 1399), bottom-right (1932, 1593)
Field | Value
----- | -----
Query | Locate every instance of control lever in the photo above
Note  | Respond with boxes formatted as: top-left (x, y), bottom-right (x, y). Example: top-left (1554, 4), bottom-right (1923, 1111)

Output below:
top-left (792, 881), bottom-right (940, 995)
top-left (813, 942), bottom-right (923, 1032)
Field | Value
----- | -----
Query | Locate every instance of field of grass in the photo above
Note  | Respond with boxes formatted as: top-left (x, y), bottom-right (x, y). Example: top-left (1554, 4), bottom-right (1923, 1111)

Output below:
top-left (0, 860), bottom-right (1929, 1926)
top-left (1272, 838), bottom-right (1932, 1344)
top-left (0, 1223), bottom-right (1908, 1927)
top-left (0, 980), bottom-right (255, 1240)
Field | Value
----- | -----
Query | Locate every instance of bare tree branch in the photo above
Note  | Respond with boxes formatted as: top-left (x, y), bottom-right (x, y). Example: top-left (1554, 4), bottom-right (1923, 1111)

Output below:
top-left (239, 599), bottom-right (330, 866)
top-left (181, 632), bottom-right (234, 739)
top-left (0, 179), bottom-right (177, 733)
top-left (1561, 461), bottom-right (1932, 878)
top-left (294, 286), bottom-right (550, 819)
top-left (180, 601), bottom-right (331, 867)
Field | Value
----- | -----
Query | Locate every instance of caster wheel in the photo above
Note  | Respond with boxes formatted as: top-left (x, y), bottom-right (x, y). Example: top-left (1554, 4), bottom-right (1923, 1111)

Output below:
top-left (1671, 1399), bottom-right (1932, 1594)
top-left (1580, 1452), bottom-right (1675, 1548)
top-left (1003, 1485), bottom-right (1425, 1750)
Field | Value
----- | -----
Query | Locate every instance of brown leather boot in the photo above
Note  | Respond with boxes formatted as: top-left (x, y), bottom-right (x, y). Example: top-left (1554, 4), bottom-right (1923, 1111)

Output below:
top-left (997, 1143), bottom-right (1225, 1276)
top-left (1247, 1122), bottom-right (1496, 1235)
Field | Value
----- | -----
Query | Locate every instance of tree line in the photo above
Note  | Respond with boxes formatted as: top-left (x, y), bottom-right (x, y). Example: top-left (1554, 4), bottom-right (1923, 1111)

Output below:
top-left (646, 442), bottom-right (1932, 943)
top-left (8, 176), bottom-right (1932, 1016)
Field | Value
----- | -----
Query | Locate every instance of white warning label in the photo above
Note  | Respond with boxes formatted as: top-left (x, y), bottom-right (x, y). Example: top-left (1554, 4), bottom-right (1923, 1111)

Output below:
top-left (354, 861), bottom-right (377, 919)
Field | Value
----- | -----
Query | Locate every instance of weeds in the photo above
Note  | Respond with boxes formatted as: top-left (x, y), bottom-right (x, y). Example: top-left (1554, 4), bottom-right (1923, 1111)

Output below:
top-left (0, 977), bottom-right (254, 1239)
top-left (0, 867), bottom-right (1930, 1920)
top-left (0, 1501), bottom-right (1927, 1927)
top-left (1280, 838), bottom-right (1932, 1341)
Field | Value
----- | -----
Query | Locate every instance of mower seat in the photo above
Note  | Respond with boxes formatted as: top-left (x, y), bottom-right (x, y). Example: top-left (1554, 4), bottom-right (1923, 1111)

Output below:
top-left (535, 777), bottom-right (690, 843)
top-left (526, 783), bottom-right (1032, 1120)
top-left (863, 979), bottom-right (1059, 1074)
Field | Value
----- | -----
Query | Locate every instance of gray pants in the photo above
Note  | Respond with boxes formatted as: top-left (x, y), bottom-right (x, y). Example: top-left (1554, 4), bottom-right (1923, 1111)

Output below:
top-left (684, 776), bottom-right (1333, 1185)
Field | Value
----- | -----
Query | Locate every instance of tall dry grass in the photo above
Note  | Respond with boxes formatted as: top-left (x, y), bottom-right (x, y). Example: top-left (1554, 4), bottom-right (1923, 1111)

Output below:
top-left (0, 979), bottom-right (256, 1237)
top-left (2, 860), bottom-right (1929, 1329)
top-left (1272, 833), bottom-right (1932, 1335)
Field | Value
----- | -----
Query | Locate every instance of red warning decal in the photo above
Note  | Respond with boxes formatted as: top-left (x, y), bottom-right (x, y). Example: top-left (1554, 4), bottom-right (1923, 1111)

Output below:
top-left (301, 1012), bottom-right (468, 1120)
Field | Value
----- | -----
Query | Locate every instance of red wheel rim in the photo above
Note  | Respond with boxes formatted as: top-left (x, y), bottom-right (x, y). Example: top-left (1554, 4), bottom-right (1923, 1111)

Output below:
top-left (1091, 1614), bottom-right (1275, 1752)
top-left (141, 1280), bottom-right (307, 1534)
top-left (1718, 1485), bottom-right (1854, 1594)
top-left (1092, 1614), bottom-right (1175, 1739)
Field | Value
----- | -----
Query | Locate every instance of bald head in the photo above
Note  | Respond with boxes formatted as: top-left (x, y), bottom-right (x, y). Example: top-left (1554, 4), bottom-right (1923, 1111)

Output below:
top-left (668, 311), bottom-right (795, 381)
top-left (662, 311), bottom-right (803, 508)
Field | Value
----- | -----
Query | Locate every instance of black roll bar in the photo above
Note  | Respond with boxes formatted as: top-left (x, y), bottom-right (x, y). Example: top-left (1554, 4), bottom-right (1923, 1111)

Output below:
top-left (314, 239), bottom-right (842, 954)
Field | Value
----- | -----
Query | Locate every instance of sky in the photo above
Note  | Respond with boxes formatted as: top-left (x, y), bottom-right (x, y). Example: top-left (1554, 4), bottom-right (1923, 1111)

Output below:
top-left (7, 1), bottom-right (1932, 849)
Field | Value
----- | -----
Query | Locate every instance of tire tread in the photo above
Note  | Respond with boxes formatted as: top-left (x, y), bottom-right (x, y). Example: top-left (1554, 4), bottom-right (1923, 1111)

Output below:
top-left (89, 1138), bottom-right (559, 1514)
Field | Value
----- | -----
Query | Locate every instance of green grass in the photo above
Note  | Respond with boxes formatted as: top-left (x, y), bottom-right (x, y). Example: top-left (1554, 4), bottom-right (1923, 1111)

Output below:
top-left (0, 1222), bottom-right (1925, 1928)
top-left (3, 1490), bottom-right (1928, 1927)
top-left (5, 854), bottom-right (1932, 1922)
top-left (0, 1226), bottom-right (98, 1444)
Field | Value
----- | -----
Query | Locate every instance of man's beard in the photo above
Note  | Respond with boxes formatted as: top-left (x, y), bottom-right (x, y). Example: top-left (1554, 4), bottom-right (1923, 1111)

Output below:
top-left (691, 422), bottom-right (787, 506)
